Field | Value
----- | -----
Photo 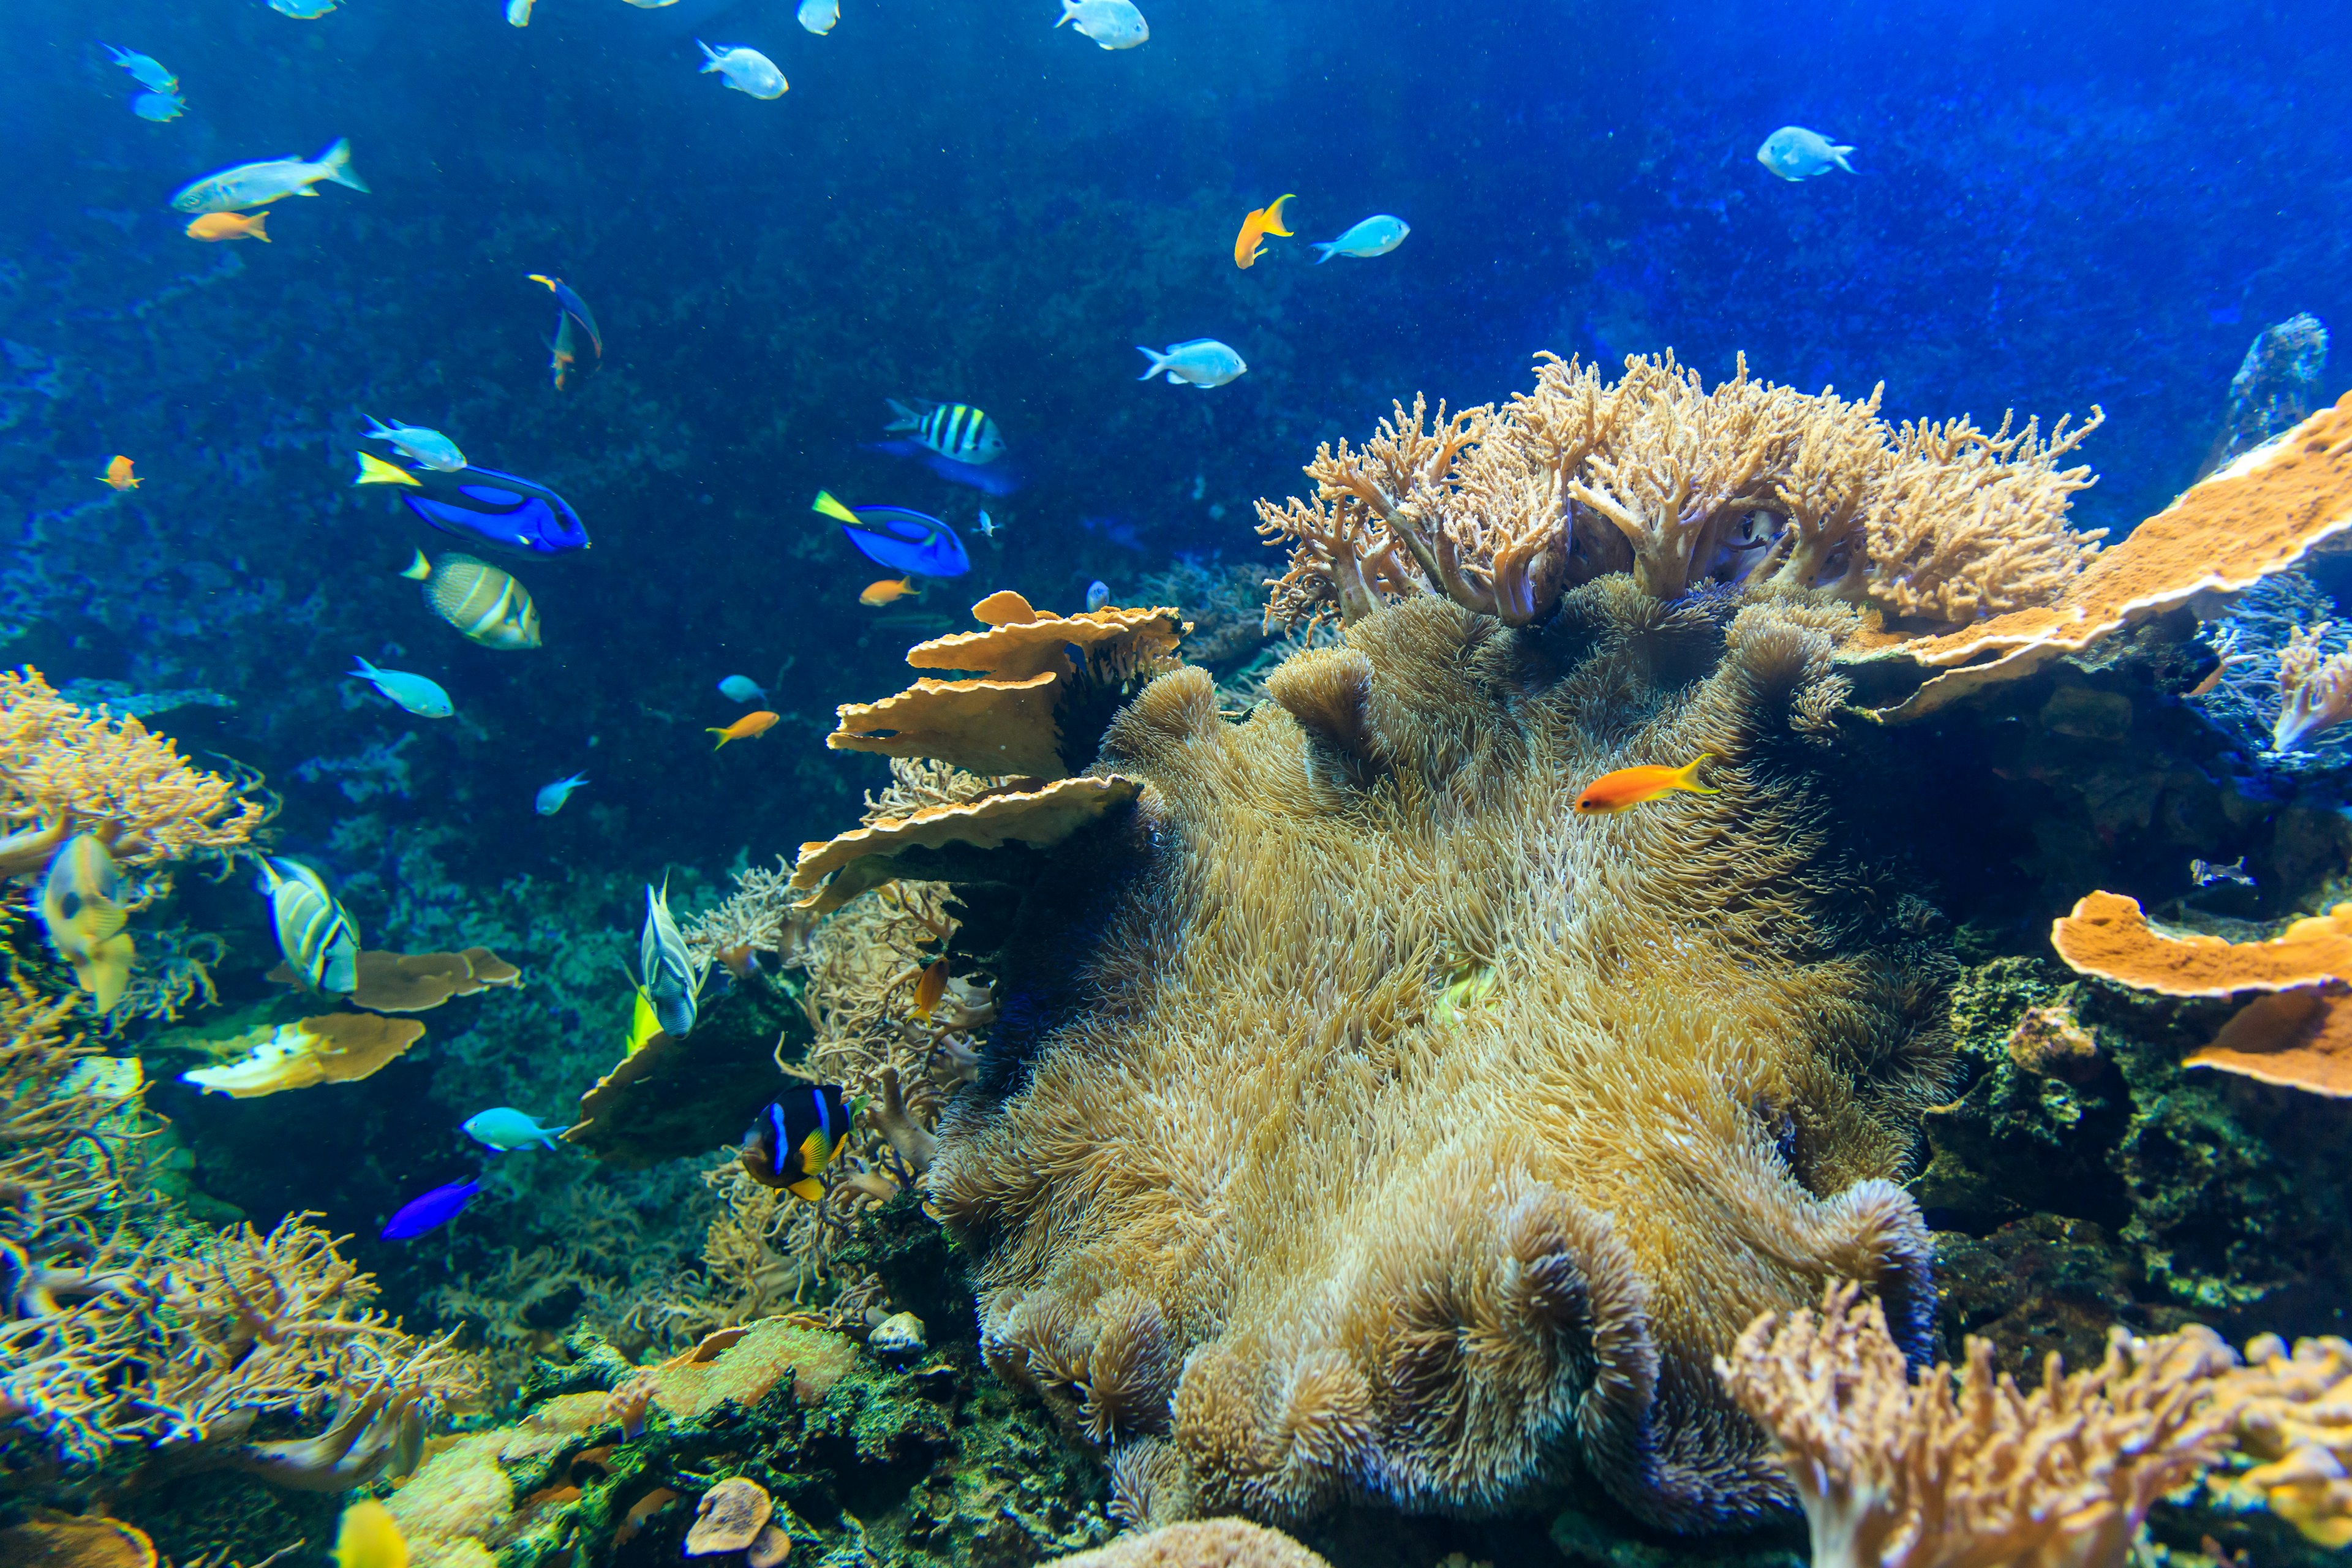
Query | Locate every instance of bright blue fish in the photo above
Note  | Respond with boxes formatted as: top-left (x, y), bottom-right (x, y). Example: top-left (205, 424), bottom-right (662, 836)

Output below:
top-left (463, 1107), bottom-right (565, 1152)
top-left (865, 440), bottom-right (1027, 497)
top-left (813, 491), bottom-right (970, 578)
top-left (358, 458), bottom-right (591, 556)
top-left (380, 1178), bottom-right (481, 1240)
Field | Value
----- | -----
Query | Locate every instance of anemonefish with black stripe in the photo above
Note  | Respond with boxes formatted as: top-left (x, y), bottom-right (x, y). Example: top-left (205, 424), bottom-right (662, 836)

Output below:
top-left (740, 1085), bottom-right (851, 1201)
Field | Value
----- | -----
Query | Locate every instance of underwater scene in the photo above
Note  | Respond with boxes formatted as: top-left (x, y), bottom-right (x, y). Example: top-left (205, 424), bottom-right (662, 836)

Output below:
top-left (9, 0), bottom-right (2352, 1564)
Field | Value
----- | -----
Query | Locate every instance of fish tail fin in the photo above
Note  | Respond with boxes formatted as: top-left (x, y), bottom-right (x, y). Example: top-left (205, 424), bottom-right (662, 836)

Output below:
top-left (400, 549), bottom-right (432, 581)
top-left (696, 38), bottom-right (721, 66)
top-left (707, 729), bottom-right (733, 750)
top-left (1136, 346), bottom-right (1170, 380)
top-left (811, 489), bottom-right (862, 526)
top-left (353, 450), bottom-right (420, 487)
top-left (527, 273), bottom-right (557, 291)
top-left (315, 137), bottom-right (368, 192)
top-left (349, 655), bottom-right (379, 677)
top-left (1311, 241), bottom-right (1338, 263)
top-left (1673, 753), bottom-right (1721, 795)
top-left (249, 213), bottom-right (270, 242)
top-left (883, 397), bottom-right (920, 430)
top-left (1054, 0), bottom-right (1077, 23)
top-left (1264, 194), bottom-right (1295, 236)
top-left (1830, 146), bottom-right (1857, 173)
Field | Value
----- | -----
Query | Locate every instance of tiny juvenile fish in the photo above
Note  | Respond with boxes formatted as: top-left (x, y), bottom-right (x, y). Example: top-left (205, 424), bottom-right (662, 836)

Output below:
top-left (1056, 0), bottom-right (1148, 50)
top-left (697, 41), bottom-right (787, 99)
top-left (976, 510), bottom-right (1001, 540)
top-left (464, 1107), bottom-right (565, 1152)
top-left (104, 45), bottom-right (178, 92)
top-left (1085, 580), bottom-right (1110, 612)
top-left (798, 0), bottom-right (839, 33)
top-left (134, 91), bottom-right (187, 123)
top-left (739, 1085), bottom-right (851, 1200)
top-left (365, 415), bottom-right (465, 473)
top-left (2192, 856), bottom-right (2258, 888)
top-left (349, 656), bottom-right (454, 718)
top-left (334, 1501), bottom-right (407, 1568)
top-left (884, 399), bottom-right (1006, 465)
top-left (402, 551), bottom-right (541, 650)
top-left (717, 674), bottom-right (768, 704)
top-left (261, 856), bottom-right (360, 993)
top-left (40, 832), bottom-right (134, 1014)
top-left (98, 455), bottom-right (139, 491)
top-left (171, 138), bottom-right (366, 212)
top-left (186, 212), bottom-right (267, 243)
top-left (1312, 214), bottom-right (1409, 263)
top-left (272, 0), bottom-right (341, 15)
top-left (861, 577), bottom-right (921, 607)
top-left (1137, 339), bottom-right (1247, 388)
top-left (1234, 194), bottom-right (1294, 269)
top-left (529, 275), bottom-right (603, 389)
top-left (1573, 754), bottom-right (1718, 815)
top-left (535, 772), bottom-right (589, 815)
top-left (638, 880), bottom-right (703, 1036)
top-left (709, 710), bottom-right (782, 747)
top-left (381, 1177), bottom-right (481, 1240)
top-left (1756, 126), bottom-right (1856, 181)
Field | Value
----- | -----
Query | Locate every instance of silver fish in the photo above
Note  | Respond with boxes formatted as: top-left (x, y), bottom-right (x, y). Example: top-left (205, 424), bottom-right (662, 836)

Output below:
top-left (638, 879), bottom-right (703, 1036)
top-left (2191, 856), bottom-right (2257, 888)
top-left (170, 138), bottom-right (366, 213)
top-left (263, 857), bottom-right (359, 993)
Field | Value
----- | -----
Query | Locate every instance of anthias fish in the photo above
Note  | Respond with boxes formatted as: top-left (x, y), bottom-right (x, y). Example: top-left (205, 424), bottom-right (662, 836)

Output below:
top-left (1572, 755), bottom-right (1719, 815)
top-left (860, 577), bottom-right (921, 606)
top-left (356, 454), bottom-right (590, 556)
top-left (402, 551), bottom-right (542, 650)
top-left (186, 213), bottom-right (268, 243)
top-left (708, 710), bottom-right (782, 748)
top-left (98, 456), bottom-right (138, 491)
top-left (1234, 194), bottom-right (1294, 268)
top-left (39, 832), bottom-right (134, 1014)
top-left (739, 1085), bottom-right (851, 1200)
top-left (262, 856), bottom-right (360, 993)
top-left (380, 1177), bottom-right (481, 1240)
top-left (170, 138), bottom-right (366, 212)
top-left (884, 399), bottom-right (1006, 465)
top-left (814, 490), bottom-right (972, 578)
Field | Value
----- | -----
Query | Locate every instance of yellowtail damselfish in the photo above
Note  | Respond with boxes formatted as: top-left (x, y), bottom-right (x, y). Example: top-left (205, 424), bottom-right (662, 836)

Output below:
top-left (740, 1085), bottom-right (850, 1201)
top-left (401, 550), bottom-right (541, 650)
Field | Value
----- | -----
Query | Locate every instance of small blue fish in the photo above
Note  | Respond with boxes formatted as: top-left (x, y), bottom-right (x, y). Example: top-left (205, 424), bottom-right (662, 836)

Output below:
top-left (1085, 580), bottom-right (1110, 612)
top-left (1137, 339), bottom-right (1248, 388)
top-left (349, 657), bottom-right (453, 718)
top-left (717, 675), bottom-right (768, 704)
top-left (1311, 214), bottom-right (1410, 263)
top-left (132, 91), bottom-right (186, 123)
top-left (1756, 126), bottom-right (1856, 181)
top-left (535, 772), bottom-right (589, 815)
top-left (463, 1108), bottom-right (565, 1152)
top-left (104, 45), bottom-right (177, 92)
top-left (364, 415), bottom-right (466, 473)
top-left (865, 440), bottom-right (1028, 497)
top-left (812, 491), bottom-right (971, 579)
top-left (381, 1178), bottom-right (481, 1240)
top-left (976, 510), bottom-right (1001, 540)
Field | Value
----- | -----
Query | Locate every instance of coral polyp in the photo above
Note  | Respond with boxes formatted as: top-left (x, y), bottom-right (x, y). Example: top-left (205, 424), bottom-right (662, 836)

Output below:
top-left (925, 581), bottom-right (1954, 1529)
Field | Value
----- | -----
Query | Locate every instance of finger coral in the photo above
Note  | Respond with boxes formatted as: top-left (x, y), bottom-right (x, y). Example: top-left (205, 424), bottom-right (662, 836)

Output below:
top-left (0, 666), bottom-right (268, 870)
top-left (799, 579), bottom-right (1956, 1529)
top-left (1255, 352), bottom-right (2105, 632)
top-left (1717, 1282), bottom-right (2251, 1568)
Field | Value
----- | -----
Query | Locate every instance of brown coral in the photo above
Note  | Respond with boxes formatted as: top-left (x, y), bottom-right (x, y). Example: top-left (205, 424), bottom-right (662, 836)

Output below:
top-left (685, 1477), bottom-right (774, 1555)
top-left (1042, 1520), bottom-right (1333, 1568)
top-left (2050, 891), bottom-right (2352, 997)
top-left (266, 947), bottom-right (520, 1011)
top-left (1717, 1282), bottom-right (2251, 1568)
top-left (2185, 988), bottom-right (2352, 1096)
top-left (788, 775), bottom-right (1141, 916)
top-left (178, 1012), bottom-right (428, 1097)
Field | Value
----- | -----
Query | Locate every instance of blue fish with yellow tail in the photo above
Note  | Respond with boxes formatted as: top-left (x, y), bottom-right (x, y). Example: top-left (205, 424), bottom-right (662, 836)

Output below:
top-left (813, 491), bottom-right (970, 579)
top-left (356, 451), bottom-right (589, 557)
top-left (381, 1177), bottom-right (481, 1240)
top-left (528, 274), bottom-right (602, 390)
top-left (740, 1085), bottom-right (850, 1201)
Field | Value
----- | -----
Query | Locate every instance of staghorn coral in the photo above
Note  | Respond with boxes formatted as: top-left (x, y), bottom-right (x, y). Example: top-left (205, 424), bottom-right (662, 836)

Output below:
top-left (683, 858), bottom-right (821, 971)
top-left (1717, 1281), bottom-right (2252, 1568)
top-left (792, 582), bottom-right (1957, 1530)
top-left (1254, 353), bottom-right (2104, 631)
top-left (0, 666), bottom-right (267, 872)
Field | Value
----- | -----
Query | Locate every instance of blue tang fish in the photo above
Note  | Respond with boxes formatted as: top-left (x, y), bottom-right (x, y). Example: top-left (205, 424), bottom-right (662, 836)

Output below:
top-left (865, 440), bottom-right (1027, 497)
top-left (355, 452), bottom-right (589, 557)
top-left (381, 1177), bottom-right (481, 1240)
top-left (813, 491), bottom-right (970, 579)
top-left (348, 657), bottom-right (453, 718)
top-left (463, 1107), bottom-right (565, 1152)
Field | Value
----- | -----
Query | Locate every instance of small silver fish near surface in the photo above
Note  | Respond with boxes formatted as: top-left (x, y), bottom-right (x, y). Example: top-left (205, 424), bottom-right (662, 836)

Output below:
top-left (170, 138), bottom-right (366, 211)
top-left (536, 772), bottom-right (589, 815)
top-left (1756, 125), bottom-right (1856, 181)
top-left (1137, 339), bottom-right (1247, 388)
top-left (697, 41), bottom-right (787, 99)
top-left (2191, 856), bottom-right (2258, 888)
top-left (1057, 0), bottom-right (1148, 50)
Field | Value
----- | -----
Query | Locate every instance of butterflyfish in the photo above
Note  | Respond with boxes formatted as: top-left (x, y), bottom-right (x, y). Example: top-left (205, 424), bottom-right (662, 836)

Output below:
top-left (1311, 214), bottom-right (1409, 263)
top-left (1234, 194), bottom-right (1294, 268)
top-left (334, 1500), bottom-right (409, 1568)
top-left (402, 551), bottom-right (542, 650)
top-left (1572, 755), bottom-right (1718, 815)
top-left (739, 1085), bottom-right (851, 1200)
top-left (98, 455), bottom-right (139, 491)
top-left (39, 832), bottom-right (134, 1014)
top-left (814, 491), bottom-right (971, 579)
top-left (1137, 339), bottom-right (1247, 387)
top-left (637, 880), bottom-right (704, 1036)
top-left (380, 1178), bottom-right (481, 1240)
top-left (348, 657), bottom-right (454, 718)
top-left (186, 212), bottom-right (268, 243)
top-left (707, 710), bottom-right (782, 748)
top-left (883, 399), bottom-right (1006, 465)
top-left (860, 578), bottom-right (921, 607)
top-left (170, 138), bottom-right (366, 213)
top-left (260, 856), bottom-right (360, 993)
top-left (355, 456), bottom-right (589, 556)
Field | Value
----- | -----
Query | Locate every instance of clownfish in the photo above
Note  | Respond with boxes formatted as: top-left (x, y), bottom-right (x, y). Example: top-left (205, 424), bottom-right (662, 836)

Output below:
top-left (1572, 754), bottom-right (1717, 815)
top-left (740, 1085), bottom-right (851, 1201)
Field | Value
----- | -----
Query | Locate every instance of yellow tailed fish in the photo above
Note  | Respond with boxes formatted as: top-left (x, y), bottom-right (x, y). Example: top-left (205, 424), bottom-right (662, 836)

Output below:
top-left (38, 832), bottom-right (134, 1013)
top-left (334, 1499), bottom-right (408, 1568)
top-left (401, 550), bottom-right (541, 650)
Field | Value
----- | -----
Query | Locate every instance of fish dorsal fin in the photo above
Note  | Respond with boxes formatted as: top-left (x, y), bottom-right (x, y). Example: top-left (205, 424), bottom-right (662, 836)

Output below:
top-left (973, 590), bottom-right (1036, 627)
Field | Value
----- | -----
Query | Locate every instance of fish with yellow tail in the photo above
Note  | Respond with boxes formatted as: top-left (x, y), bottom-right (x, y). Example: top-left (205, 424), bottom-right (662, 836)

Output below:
top-left (707, 710), bottom-right (781, 749)
top-left (39, 832), bottom-right (134, 1013)
top-left (1233, 194), bottom-right (1293, 269)
top-left (740, 1085), bottom-right (851, 1200)
top-left (912, 958), bottom-right (948, 1021)
top-left (1572, 754), bottom-right (1718, 815)
top-left (335, 1499), bottom-right (407, 1568)
top-left (401, 550), bottom-right (541, 650)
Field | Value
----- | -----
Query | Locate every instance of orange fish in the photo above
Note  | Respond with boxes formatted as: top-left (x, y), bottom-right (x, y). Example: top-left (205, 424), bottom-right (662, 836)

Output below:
top-left (860, 577), bottom-right (922, 606)
top-left (912, 959), bottom-right (947, 1021)
top-left (186, 212), bottom-right (270, 244)
top-left (98, 456), bottom-right (139, 491)
top-left (1233, 194), bottom-right (1294, 269)
top-left (706, 710), bottom-right (781, 750)
top-left (1572, 754), bottom-right (1717, 815)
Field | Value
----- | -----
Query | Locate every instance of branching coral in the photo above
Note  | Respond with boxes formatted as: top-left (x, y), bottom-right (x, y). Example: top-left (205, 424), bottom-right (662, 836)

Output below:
top-left (0, 666), bottom-right (268, 872)
top-left (1717, 1282), bottom-right (2250, 1568)
top-left (2272, 620), bottom-right (2352, 752)
top-left (1255, 353), bottom-right (2105, 631)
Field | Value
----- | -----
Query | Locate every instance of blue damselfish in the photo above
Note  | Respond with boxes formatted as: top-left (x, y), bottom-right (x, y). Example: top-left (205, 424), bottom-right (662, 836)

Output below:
top-left (380, 1177), bottom-right (481, 1240)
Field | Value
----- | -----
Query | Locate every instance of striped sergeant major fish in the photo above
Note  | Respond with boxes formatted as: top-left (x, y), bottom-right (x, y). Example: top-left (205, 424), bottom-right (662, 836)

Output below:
top-left (739, 1085), bottom-right (851, 1201)
top-left (402, 551), bottom-right (542, 650)
top-left (262, 857), bottom-right (360, 994)
top-left (884, 399), bottom-right (1007, 466)
top-left (636, 878), bottom-right (706, 1036)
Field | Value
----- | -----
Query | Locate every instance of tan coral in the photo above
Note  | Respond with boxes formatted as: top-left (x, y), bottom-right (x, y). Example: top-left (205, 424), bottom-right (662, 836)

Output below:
top-left (685, 1477), bottom-right (774, 1555)
top-left (2184, 988), bottom-right (2352, 1096)
top-left (270, 948), bottom-right (520, 1012)
top-left (1717, 1282), bottom-right (2252, 1568)
top-left (788, 775), bottom-right (1140, 916)
top-left (2050, 891), bottom-right (2352, 997)
top-left (0, 1515), bottom-right (157, 1568)
top-left (1042, 1520), bottom-right (1333, 1568)
top-left (179, 1013), bottom-right (428, 1097)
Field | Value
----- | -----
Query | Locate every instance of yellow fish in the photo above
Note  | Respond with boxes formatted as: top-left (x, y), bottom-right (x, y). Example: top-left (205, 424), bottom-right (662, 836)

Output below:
top-left (99, 455), bottom-right (139, 491)
top-left (1233, 193), bottom-right (1294, 269)
top-left (186, 211), bottom-right (270, 244)
top-left (353, 451), bottom-right (423, 487)
top-left (1572, 755), bottom-right (1718, 815)
top-left (38, 832), bottom-right (134, 1014)
top-left (626, 986), bottom-right (663, 1056)
top-left (860, 577), bottom-right (921, 607)
top-left (913, 958), bottom-right (947, 1021)
top-left (707, 710), bottom-right (782, 750)
top-left (335, 1500), bottom-right (409, 1568)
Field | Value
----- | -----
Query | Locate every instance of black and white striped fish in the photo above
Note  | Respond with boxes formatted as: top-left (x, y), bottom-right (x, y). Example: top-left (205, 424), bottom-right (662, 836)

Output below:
top-left (884, 399), bottom-right (1007, 466)
top-left (402, 551), bottom-right (541, 650)
top-left (263, 858), bottom-right (359, 993)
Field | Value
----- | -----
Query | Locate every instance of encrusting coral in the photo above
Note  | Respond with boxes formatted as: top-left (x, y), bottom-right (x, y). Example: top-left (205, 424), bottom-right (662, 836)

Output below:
top-left (1042, 1518), bottom-right (1333, 1567)
top-left (1717, 1282), bottom-right (2253, 1568)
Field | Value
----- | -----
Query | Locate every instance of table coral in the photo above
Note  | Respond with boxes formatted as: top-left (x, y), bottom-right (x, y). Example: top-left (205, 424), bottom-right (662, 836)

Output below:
top-left (2051, 891), bottom-right (2352, 997)
top-left (794, 576), bottom-right (1958, 1530)
top-left (2185, 989), bottom-right (2352, 1098)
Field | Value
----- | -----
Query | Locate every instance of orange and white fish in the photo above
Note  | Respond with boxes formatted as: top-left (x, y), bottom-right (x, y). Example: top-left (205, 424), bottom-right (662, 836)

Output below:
top-left (860, 577), bottom-right (922, 606)
top-left (98, 456), bottom-right (139, 491)
top-left (707, 710), bottom-right (782, 750)
top-left (186, 212), bottom-right (270, 244)
top-left (1233, 194), bottom-right (1294, 269)
top-left (1572, 754), bottom-right (1717, 815)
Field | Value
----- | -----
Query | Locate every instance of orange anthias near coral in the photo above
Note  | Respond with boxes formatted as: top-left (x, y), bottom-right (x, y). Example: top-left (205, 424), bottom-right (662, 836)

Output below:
top-left (706, 710), bottom-right (781, 750)
top-left (1573, 754), bottom-right (1717, 814)
top-left (1233, 193), bottom-right (1294, 268)
top-left (98, 455), bottom-right (139, 491)
top-left (860, 577), bottom-right (921, 606)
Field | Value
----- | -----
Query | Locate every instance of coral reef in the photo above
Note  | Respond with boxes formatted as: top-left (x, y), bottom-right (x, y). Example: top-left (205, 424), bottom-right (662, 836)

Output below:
top-left (1044, 1520), bottom-right (1333, 1567)
top-left (2188, 568), bottom-right (2352, 774)
top-left (2272, 620), bottom-right (2352, 753)
top-left (2050, 891), bottom-right (2352, 995)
